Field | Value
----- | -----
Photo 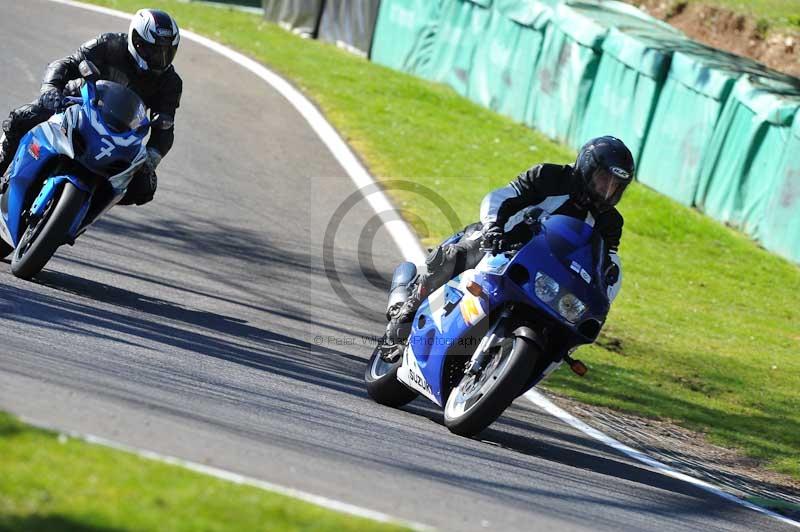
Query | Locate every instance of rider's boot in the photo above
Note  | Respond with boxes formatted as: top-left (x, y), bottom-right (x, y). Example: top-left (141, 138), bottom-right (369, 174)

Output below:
top-left (385, 283), bottom-right (427, 346)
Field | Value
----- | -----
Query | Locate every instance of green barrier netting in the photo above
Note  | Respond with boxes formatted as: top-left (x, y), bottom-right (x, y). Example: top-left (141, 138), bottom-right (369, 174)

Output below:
top-left (423, 0), bottom-right (494, 96)
top-left (371, 0), bottom-right (444, 73)
top-left (760, 114), bottom-right (800, 263)
top-left (526, 1), bottom-right (681, 148)
top-left (580, 27), bottom-right (696, 161)
top-left (638, 46), bottom-right (769, 206)
top-left (695, 74), bottom-right (800, 238)
top-left (466, 0), bottom-right (553, 123)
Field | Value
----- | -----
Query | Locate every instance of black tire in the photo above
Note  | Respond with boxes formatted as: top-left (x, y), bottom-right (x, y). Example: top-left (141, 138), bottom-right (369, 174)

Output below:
top-left (444, 336), bottom-right (540, 437)
top-left (0, 237), bottom-right (12, 259)
top-left (11, 182), bottom-right (86, 280)
top-left (364, 343), bottom-right (418, 408)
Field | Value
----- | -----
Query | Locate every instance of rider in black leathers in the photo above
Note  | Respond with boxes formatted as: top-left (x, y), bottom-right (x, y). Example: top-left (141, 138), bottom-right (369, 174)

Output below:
top-left (0, 9), bottom-right (182, 206)
top-left (386, 136), bottom-right (635, 345)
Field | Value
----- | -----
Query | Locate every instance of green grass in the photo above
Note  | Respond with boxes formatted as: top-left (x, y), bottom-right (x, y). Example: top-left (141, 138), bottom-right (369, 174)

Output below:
top-left (83, 1), bottom-right (800, 478)
top-left (0, 412), bottom-right (408, 532)
top-left (706, 0), bottom-right (800, 31)
top-left (657, 0), bottom-right (800, 32)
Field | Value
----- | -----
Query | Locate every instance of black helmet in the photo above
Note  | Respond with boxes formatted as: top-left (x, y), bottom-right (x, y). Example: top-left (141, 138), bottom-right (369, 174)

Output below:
top-left (575, 136), bottom-right (634, 212)
top-left (128, 9), bottom-right (180, 74)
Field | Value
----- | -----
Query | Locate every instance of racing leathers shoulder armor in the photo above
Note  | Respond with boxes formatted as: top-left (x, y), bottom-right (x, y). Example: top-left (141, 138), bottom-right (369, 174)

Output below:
top-left (41, 32), bottom-right (182, 157)
top-left (480, 163), bottom-right (624, 301)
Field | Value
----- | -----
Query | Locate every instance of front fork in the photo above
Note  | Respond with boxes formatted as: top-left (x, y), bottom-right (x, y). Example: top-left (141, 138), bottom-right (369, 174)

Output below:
top-left (28, 175), bottom-right (92, 243)
top-left (465, 307), bottom-right (514, 376)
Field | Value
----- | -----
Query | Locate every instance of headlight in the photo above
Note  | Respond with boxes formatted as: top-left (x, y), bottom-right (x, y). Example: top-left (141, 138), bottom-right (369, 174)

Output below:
top-left (558, 293), bottom-right (586, 322)
top-left (534, 272), bottom-right (559, 302)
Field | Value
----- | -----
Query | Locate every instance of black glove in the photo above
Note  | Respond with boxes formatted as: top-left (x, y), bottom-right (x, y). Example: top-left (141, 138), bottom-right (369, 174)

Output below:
top-left (135, 170), bottom-right (157, 206)
top-left (39, 88), bottom-right (63, 112)
top-left (130, 149), bottom-right (161, 205)
top-left (604, 260), bottom-right (620, 285)
top-left (481, 223), bottom-right (504, 252)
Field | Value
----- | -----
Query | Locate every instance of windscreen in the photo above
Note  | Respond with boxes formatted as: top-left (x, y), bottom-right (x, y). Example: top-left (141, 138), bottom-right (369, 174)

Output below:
top-left (542, 215), bottom-right (596, 271)
top-left (95, 81), bottom-right (147, 134)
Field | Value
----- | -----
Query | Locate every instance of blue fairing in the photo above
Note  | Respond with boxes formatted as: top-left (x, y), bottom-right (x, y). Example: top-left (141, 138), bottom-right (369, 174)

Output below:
top-left (0, 79), bottom-right (149, 248)
top-left (1, 128), bottom-right (63, 245)
top-left (72, 81), bottom-right (148, 180)
top-left (29, 176), bottom-right (92, 239)
top-left (407, 215), bottom-right (610, 405)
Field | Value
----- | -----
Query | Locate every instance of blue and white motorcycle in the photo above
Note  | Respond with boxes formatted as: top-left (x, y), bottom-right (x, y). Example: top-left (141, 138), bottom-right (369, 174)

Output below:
top-left (365, 214), bottom-right (613, 436)
top-left (0, 60), bottom-right (149, 280)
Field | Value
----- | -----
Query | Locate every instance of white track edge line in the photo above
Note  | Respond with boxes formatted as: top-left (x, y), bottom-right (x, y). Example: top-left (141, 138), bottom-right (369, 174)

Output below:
top-left (44, 0), bottom-right (800, 529)
top-left (524, 390), bottom-right (800, 528)
top-left (42, 0), bottom-right (431, 529)
top-left (19, 416), bottom-right (432, 532)
top-left (49, 0), bottom-right (428, 266)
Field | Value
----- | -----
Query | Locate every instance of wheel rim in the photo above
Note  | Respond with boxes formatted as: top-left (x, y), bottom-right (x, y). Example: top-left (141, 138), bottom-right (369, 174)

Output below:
top-left (14, 197), bottom-right (55, 262)
top-left (369, 348), bottom-right (400, 380)
top-left (445, 337), bottom-right (514, 420)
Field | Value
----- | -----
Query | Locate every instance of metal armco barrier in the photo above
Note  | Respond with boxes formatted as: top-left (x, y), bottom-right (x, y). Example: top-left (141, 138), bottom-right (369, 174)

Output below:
top-left (695, 74), bottom-right (800, 248)
top-left (263, 0), bottom-right (325, 37)
top-left (638, 45), bottom-right (770, 206)
top-left (370, 0), bottom-right (444, 74)
top-left (317, 0), bottom-right (382, 57)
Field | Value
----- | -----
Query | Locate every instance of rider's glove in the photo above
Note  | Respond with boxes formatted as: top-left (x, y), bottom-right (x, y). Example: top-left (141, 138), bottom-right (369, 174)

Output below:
top-left (481, 222), bottom-right (504, 251)
top-left (39, 88), bottom-right (64, 112)
top-left (604, 259), bottom-right (620, 285)
top-left (135, 148), bottom-right (162, 205)
top-left (144, 147), bottom-right (162, 173)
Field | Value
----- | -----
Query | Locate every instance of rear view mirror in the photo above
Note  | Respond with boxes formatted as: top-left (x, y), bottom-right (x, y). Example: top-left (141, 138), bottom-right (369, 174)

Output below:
top-left (79, 60), bottom-right (100, 81)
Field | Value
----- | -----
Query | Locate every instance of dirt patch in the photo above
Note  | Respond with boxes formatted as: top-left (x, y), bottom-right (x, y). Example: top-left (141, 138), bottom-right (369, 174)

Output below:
top-left (595, 334), bottom-right (625, 354)
top-left (545, 390), bottom-right (800, 515)
top-left (630, 0), bottom-right (800, 77)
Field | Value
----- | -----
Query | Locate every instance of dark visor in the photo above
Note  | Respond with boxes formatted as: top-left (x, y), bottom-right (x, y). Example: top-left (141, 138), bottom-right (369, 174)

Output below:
top-left (133, 31), bottom-right (177, 71)
top-left (588, 168), bottom-right (628, 209)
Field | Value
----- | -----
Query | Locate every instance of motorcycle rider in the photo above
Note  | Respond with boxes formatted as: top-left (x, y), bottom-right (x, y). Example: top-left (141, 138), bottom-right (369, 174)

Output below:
top-left (0, 9), bottom-right (182, 206)
top-left (386, 136), bottom-right (634, 346)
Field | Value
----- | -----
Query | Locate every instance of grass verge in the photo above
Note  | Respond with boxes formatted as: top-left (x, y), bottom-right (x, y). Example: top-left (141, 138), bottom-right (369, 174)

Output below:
top-left (689, 0), bottom-right (800, 33)
top-left (80, 0), bottom-right (800, 479)
top-left (0, 412), bottom-right (408, 532)
top-left (630, 0), bottom-right (800, 33)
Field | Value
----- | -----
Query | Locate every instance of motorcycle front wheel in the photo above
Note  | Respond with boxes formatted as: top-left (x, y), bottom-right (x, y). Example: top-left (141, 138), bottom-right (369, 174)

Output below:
top-left (364, 340), bottom-right (418, 408)
top-left (444, 335), bottom-right (540, 437)
top-left (11, 182), bottom-right (86, 280)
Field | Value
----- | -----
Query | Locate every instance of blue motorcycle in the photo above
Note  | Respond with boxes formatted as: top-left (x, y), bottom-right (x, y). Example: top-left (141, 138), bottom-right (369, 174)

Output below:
top-left (0, 60), bottom-right (149, 280)
top-left (365, 213), bottom-right (612, 436)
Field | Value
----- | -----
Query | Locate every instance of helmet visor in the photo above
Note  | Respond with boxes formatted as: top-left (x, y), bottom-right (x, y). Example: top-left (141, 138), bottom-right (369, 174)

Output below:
top-left (588, 168), bottom-right (628, 209)
top-left (133, 31), bottom-right (177, 71)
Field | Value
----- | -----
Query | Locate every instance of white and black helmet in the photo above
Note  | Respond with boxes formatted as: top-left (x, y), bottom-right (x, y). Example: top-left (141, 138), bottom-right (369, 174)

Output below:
top-left (128, 9), bottom-right (180, 73)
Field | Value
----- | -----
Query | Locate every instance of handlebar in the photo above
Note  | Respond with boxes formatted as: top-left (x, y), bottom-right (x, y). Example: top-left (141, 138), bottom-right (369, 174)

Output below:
top-left (56, 96), bottom-right (83, 113)
top-left (480, 240), bottom-right (525, 255)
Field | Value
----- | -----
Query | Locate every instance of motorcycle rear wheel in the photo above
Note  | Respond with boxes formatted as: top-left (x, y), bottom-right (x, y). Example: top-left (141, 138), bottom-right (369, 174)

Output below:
top-left (364, 341), bottom-right (418, 408)
top-left (444, 335), bottom-right (539, 437)
top-left (11, 182), bottom-right (86, 280)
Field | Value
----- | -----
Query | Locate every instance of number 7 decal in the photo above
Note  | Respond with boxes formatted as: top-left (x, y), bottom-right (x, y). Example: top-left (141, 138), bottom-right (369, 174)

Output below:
top-left (95, 138), bottom-right (116, 160)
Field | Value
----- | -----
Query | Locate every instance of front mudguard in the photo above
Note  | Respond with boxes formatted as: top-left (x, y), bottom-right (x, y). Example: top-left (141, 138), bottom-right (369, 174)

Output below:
top-left (29, 175), bottom-right (92, 242)
top-left (512, 325), bottom-right (546, 352)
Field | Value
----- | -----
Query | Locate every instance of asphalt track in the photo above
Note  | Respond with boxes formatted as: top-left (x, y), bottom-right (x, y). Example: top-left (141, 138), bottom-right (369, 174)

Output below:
top-left (0, 2), bottom-right (791, 530)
